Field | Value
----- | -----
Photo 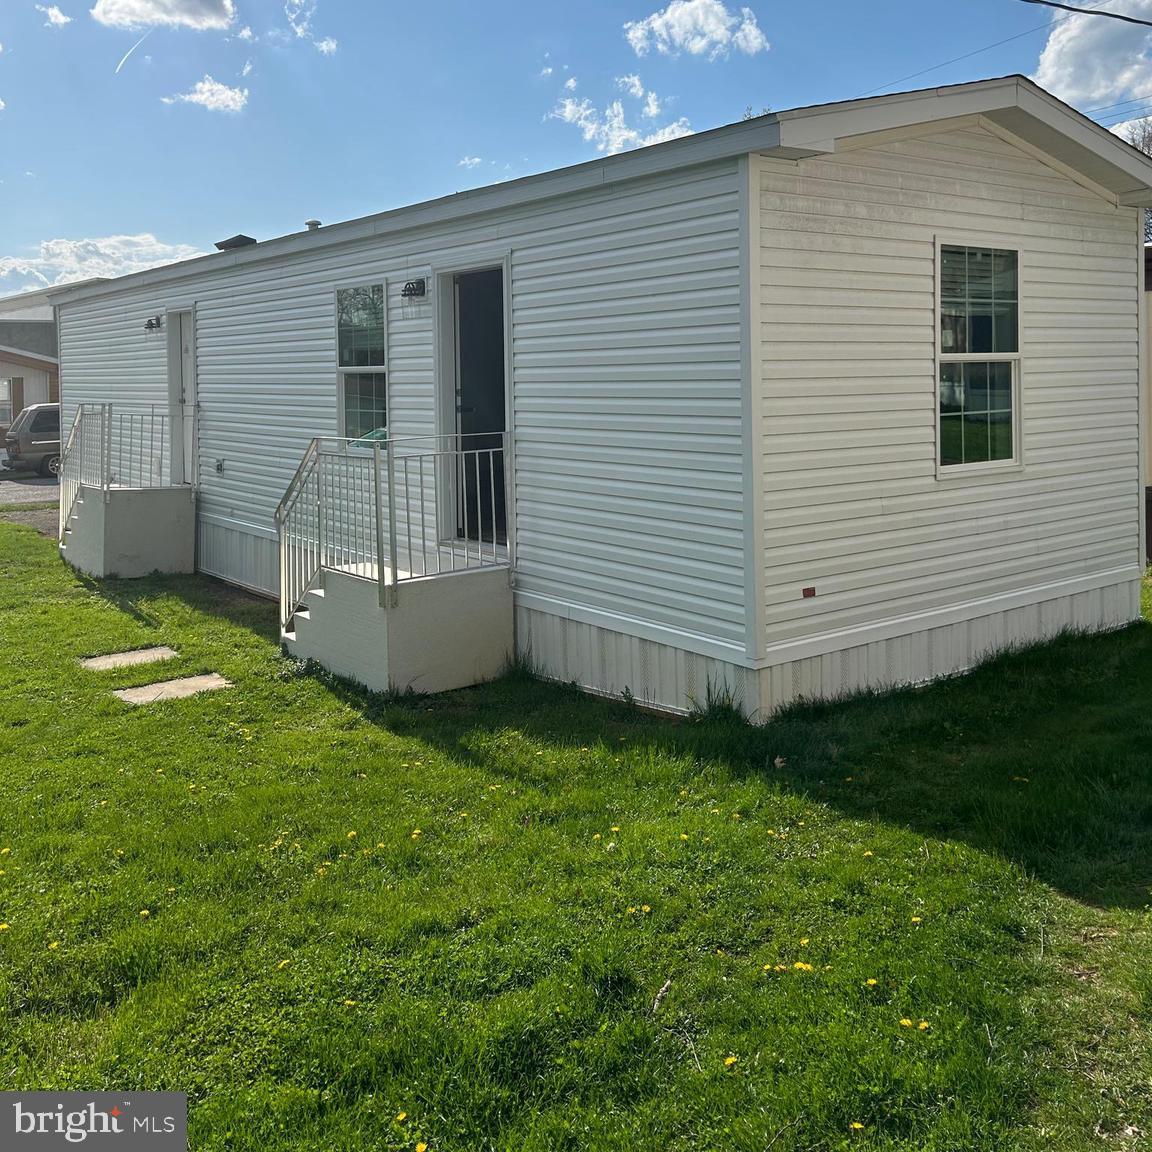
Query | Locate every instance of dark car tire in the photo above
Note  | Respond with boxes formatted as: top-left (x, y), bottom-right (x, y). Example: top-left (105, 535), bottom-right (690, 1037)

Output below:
top-left (40, 455), bottom-right (61, 478)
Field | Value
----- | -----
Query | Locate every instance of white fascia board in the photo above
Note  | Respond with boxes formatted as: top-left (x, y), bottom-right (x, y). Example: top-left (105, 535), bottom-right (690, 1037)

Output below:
top-left (48, 119), bottom-right (783, 307)
top-left (0, 343), bottom-right (58, 365)
top-left (773, 76), bottom-right (1021, 154)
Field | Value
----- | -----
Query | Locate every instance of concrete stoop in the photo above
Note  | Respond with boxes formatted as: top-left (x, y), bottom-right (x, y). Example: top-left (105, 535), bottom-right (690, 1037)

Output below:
top-left (60, 485), bottom-right (196, 579)
top-left (283, 566), bottom-right (514, 695)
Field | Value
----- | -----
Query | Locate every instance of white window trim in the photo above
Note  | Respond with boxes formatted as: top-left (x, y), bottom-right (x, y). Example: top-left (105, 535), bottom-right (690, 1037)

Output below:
top-left (934, 234), bottom-right (1025, 481)
top-left (333, 280), bottom-right (389, 440)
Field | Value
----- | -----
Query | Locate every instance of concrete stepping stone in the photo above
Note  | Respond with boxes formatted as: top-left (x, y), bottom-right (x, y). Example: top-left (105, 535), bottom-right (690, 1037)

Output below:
top-left (113, 673), bottom-right (231, 705)
top-left (81, 646), bottom-right (178, 671)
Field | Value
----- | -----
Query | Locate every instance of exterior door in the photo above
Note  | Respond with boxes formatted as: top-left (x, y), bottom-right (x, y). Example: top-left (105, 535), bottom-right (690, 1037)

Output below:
top-left (453, 268), bottom-right (506, 543)
top-left (168, 311), bottom-right (196, 485)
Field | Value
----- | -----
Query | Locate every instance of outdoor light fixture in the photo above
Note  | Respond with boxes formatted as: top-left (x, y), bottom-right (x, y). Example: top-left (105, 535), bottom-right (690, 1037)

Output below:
top-left (143, 315), bottom-right (164, 332)
top-left (400, 278), bottom-right (426, 299)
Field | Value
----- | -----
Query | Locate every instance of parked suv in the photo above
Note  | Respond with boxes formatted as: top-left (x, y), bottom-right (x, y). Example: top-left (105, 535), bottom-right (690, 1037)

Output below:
top-left (3, 403), bottom-right (61, 477)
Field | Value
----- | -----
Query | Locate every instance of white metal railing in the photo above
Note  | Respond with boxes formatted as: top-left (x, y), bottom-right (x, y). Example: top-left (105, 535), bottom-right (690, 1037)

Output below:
top-left (58, 404), bottom-right (173, 541)
top-left (275, 432), bottom-right (511, 631)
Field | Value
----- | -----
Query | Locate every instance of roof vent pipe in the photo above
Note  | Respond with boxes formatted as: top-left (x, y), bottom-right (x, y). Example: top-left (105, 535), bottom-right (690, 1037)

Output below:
top-left (305, 219), bottom-right (321, 231)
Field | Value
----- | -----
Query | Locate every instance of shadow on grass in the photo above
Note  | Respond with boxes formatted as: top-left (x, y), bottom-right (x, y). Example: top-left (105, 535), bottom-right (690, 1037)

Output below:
top-left (77, 570), bottom-right (279, 641)
top-left (314, 623), bottom-right (1152, 913)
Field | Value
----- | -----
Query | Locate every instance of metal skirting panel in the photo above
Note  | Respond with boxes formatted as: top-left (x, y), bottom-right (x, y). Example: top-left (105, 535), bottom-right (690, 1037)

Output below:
top-left (520, 578), bottom-right (1139, 720)
top-left (757, 577), bottom-right (1141, 715)
top-left (516, 603), bottom-right (754, 716)
top-left (196, 516), bottom-right (278, 596)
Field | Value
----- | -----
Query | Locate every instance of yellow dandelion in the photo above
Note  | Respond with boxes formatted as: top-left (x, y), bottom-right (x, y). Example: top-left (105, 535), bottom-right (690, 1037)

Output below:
top-left (166, 887), bottom-right (176, 893)
top-left (395, 1112), bottom-right (407, 1123)
top-left (774, 964), bottom-right (787, 971)
top-left (115, 849), bottom-right (124, 857)
top-left (850, 1121), bottom-right (865, 1130)
top-left (762, 963), bottom-right (773, 971)
top-left (0, 923), bottom-right (9, 931)
top-left (48, 941), bottom-right (60, 950)
top-left (731, 812), bottom-right (741, 820)
top-left (416, 1143), bottom-right (428, 1152)
top-left (139, 909), bottom-right (150, 918)
top-left (800, 937), bottom-right (809, 946)
top-left (411, 829), bottom-right (422, 839)
top-left (277, 959), bottom-right (291, 970)
top-left (593, 833), bottom-right (601, 841)
top-left (863, 850), bottom-right (873, 857)
top-left (911, 916), bottom-right (922, 924)
top-left (611, 826), bottom-right (620, 833)
top-left (793, 962), bottom-right (814, 972)
top-left (377, 842), bottom-right (386, 849)
top-left (724, 1055), bottom-right (738, 1067)
top-left (866, 978), bottom-right (878, 986)
top-left (680, 833), bottom-right (690, 841)
top-left (343, 999), bottom-right (358, 1007)
top-left (710, 808), bottom-right (721, 815)
top-left (347, 831), bottom-right (357, 840)
top-left (0, 847), bottom-right (9, 855)
top-left (899, 1018), bottom-right (913, 1027)
top-left (641, 904), bottom-right (651, 913)
top-left (918, 1020), bottom-right (930, 1031)
top-left (626, 906), bottom-right (637, 915)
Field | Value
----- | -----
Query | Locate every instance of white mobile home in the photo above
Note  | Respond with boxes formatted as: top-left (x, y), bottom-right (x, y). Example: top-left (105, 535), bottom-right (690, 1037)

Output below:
top-left (51, 76), bottom-right (1152, 717)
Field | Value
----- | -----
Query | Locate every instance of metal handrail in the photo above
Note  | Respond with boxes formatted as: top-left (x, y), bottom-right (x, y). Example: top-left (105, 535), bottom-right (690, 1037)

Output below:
top-left (276, 431), bottom-right (511, 630)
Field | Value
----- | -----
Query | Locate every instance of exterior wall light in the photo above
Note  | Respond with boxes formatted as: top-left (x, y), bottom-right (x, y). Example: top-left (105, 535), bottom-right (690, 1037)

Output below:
top-left (143, 315), bottom-right (164, 332)
top-left (400, 279), bottom-right (426, 299)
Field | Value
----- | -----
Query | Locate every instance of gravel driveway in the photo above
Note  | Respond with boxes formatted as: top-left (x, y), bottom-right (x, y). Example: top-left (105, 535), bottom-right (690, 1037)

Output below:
top-left (0, 469), bottom-right (59, 506)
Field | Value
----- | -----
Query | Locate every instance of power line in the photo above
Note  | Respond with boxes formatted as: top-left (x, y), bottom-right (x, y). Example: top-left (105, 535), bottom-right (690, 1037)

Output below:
top-left (857, 1), bottom-right (1103, 98)
top-left (1017, 0), bottom-right (1152, 26)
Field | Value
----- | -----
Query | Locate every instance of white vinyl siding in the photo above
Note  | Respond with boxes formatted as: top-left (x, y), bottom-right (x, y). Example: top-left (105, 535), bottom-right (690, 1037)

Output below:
top-left (757, 123), bottom-right (1142, 648)
top-left (57, 160), bottom-right (746, 649)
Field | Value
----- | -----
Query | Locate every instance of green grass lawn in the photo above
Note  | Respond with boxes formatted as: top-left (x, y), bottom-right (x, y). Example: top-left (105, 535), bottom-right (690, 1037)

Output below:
top-left (1, 520), bottom-right (1150, 1151)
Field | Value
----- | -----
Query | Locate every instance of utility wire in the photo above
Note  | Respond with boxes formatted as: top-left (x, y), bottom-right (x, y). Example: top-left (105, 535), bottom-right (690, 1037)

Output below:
top-left (1017, 0), bottom-right (1152, 26)
top-left (857, 0), bottom-right (1103, 98)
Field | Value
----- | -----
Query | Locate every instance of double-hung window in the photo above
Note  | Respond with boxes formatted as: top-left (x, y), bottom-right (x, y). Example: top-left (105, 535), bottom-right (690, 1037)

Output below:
top-left (938, 244), bottom-right (1019, 469)
top-left (337, 284), bottom-right (387, 440)
top-left (0, 380), bottom-right (11, 427)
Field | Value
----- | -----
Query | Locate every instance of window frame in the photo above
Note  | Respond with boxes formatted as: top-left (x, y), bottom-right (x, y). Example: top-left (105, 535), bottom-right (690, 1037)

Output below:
top-left (934, 235), bottom-right (1025, 480)
top-left (333, 279), bottom-right (389, 443)
top-left (0, 379), bottom-right (11, 427)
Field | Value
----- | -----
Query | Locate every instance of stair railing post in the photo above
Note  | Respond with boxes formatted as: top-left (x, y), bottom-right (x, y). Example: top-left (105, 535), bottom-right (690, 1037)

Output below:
top-left (102, 403), bottom-right (112, 500)
top-left (373, 439), bottom-right (388, 608)
top-left (386, 439), bottom-right (399, 607)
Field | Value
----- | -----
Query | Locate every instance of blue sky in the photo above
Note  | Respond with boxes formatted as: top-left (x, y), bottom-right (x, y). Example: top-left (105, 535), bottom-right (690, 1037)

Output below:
top-left (2, 0), bottom-right (1152, 293)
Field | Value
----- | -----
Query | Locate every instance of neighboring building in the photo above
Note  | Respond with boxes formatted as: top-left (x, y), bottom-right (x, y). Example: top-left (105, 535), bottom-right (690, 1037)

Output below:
top-left (49, 76), bottom-right (1152, 717)
top-left (0, 288), bottom-right (61, 435)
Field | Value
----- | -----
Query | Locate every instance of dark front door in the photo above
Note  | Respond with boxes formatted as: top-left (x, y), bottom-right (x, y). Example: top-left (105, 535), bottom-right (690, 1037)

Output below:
top-left (454, 268), bottom-right (507, 544)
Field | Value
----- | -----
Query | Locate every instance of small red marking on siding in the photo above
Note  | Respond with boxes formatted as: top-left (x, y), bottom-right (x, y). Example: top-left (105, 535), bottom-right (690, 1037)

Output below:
top-left (802, 587), bottom-right (816, 598)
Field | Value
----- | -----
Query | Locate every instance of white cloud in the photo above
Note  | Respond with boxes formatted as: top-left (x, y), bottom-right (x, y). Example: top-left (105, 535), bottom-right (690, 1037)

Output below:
top-left (458, 156), bottom-right (483, 168)
top-left (236, 24), bottom-right (253, 40)
top-left (614, 73), bottom-right (663, 117)
top-left (314, 35), bottom-right (337, 54)
top-left (284, 0), bottom-right (314, 37)
top-left (36, 5), bottom-right (73, 27)
top-left (625, 0), bottom-right (768, 60)
top-left (539, 66), bottom-right (553, 77)
top-left (1033, 0), bottom-right (1152, 108)
top-left (617, 73), bottom-right (645, 99)
top-left (0, 233), bottom-right (204, 294)
top-left (161, 74), bottom-right (248, 112)
top-left (564, 76), bottom-right (578, 91)
top-left (240, 58), bottom-right (253, 76)
top-left (89, 0), bottom-right (234, 30)
top-left (550, 96), bottom-right (692, 154)
top-left (0, 98), bottom-right (6, 113)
